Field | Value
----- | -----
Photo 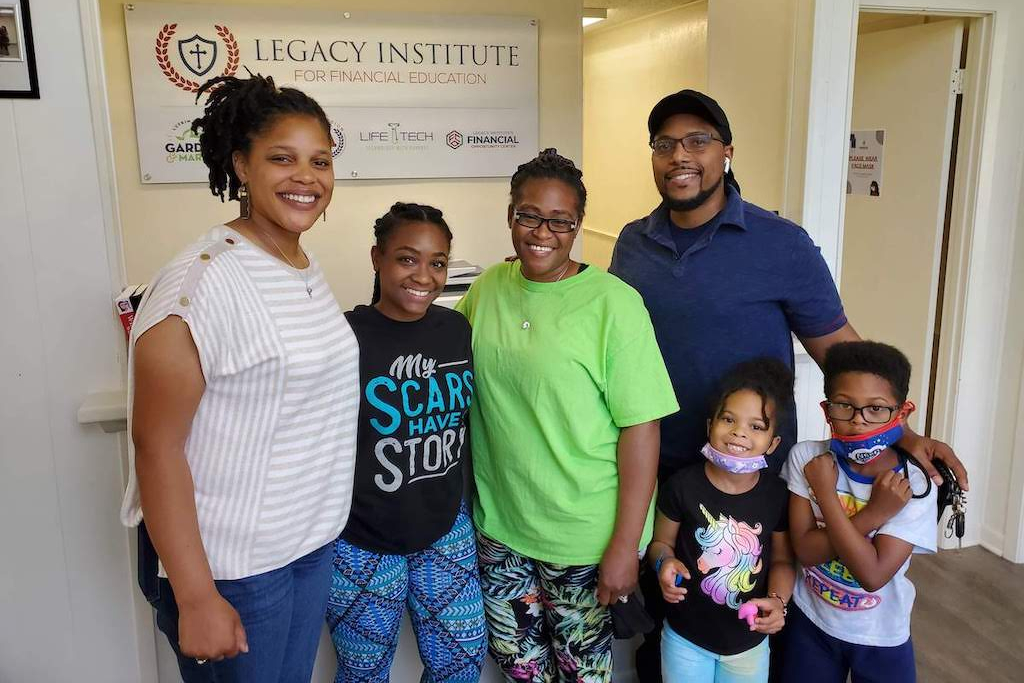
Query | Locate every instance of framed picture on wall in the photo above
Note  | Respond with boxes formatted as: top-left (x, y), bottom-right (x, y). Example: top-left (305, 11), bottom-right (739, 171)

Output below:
top-left (0, 0), bottom-right (39, 98)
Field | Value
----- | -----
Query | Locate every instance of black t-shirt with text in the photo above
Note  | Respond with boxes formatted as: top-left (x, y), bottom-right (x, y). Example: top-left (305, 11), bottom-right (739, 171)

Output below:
top-left (658, 462), bottom-right (789, 655)
top-left (341, 304), bottom-right (473, 555)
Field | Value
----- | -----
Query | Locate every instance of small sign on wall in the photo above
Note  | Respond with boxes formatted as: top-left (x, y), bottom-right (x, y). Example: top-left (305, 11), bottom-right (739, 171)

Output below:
top-left (124, 2), bottom-right (539, 183)
top-left (847, 129), bottom-right (885, 197)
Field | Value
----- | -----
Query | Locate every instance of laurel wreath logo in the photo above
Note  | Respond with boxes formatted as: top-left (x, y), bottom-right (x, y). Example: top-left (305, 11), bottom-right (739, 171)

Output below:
top-left (155, 23), bottom-right (240, 93)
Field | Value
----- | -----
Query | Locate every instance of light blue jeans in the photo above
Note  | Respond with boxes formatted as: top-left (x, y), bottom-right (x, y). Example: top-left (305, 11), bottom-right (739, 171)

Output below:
top-left (661, 620), bottom-right (770, 683)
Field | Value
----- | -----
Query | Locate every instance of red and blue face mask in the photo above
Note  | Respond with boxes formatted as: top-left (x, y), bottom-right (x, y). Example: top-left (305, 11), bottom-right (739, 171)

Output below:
top-left (823, 402), bottom-right (915, 465)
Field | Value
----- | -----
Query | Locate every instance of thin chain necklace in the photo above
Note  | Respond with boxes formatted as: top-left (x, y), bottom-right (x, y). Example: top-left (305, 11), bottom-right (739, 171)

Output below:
top-left (518, 260), bottom-right (573, 330)
top-left (262, 229), bottom-right (313, 298)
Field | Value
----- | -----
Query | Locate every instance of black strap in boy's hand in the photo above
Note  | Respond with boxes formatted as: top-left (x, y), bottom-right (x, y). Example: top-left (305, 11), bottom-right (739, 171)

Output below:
top-left (892, 445), bottom-right (967, 546)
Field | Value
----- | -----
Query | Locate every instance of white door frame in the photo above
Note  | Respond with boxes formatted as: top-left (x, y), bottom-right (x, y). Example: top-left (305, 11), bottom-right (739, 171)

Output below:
top-left (77, 0), bottom-right (162, 678)
top-left (804, 0), bottom-right (1024, 561)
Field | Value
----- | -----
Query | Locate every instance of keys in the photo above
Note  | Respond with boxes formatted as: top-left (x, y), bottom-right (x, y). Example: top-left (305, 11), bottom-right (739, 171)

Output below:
top-left (945, 490), bottom-right (967, 550)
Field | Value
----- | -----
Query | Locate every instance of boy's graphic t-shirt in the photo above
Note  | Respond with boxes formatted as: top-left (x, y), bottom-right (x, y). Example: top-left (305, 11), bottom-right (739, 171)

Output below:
top-left (783, 439), bottom-right (937, 647)
top-left (341, 305), bottom-right (473, 555)
top-left (657, 462), bottom-right (789, 656)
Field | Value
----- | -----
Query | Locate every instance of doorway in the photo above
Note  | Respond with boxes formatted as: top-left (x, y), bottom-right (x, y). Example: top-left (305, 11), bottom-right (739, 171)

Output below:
top-left (804, 0), bottom-right (1024, 561)
top-left (840, 13), bottom-right (967, 437)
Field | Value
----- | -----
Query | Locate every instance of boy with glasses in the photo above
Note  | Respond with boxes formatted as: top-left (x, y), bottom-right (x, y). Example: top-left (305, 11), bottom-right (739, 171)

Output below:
top-left (782, 341), bottom-right (936, 683)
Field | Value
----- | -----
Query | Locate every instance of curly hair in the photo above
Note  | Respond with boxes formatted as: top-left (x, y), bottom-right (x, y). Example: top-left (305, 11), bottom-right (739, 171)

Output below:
top-left (709, 357), bottom-right (795, 433)
top-left (371, 202), bottom-right (453, 304)
top-left (823, 341), bottom-right (912, 404)
top-left (509, 148), bottom-right (587, 218)
top-left (191, 72), bottom-right (331, 203)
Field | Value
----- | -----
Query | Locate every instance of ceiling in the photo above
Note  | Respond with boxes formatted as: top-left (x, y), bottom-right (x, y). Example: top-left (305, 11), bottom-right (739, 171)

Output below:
top-left (583, 0), bottom-right (705, 33)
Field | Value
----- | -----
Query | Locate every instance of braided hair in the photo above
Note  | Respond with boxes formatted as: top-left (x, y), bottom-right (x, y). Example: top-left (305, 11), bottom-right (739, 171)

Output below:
top-left (710, 357), bottom-right (795, 432)
top-left (371, 202), bottom-right (453, 304)
top-left (509, 148), bottom-right (587, 218)
top-left (191, 72), bottom-right (331, 203)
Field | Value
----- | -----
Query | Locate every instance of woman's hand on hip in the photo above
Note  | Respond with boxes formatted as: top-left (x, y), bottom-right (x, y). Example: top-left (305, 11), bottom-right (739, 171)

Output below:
top-left (177, 591), bottom-right (249, 661)
top-left (596, 538), bottom-right (639, 606)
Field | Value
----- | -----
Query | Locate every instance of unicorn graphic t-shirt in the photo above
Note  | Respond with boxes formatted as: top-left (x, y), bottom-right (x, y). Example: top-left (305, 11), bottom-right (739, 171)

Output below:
top-left (340, 304), bottom-right (473, 555)
top-left (657, 462), bottom-right (789, 655)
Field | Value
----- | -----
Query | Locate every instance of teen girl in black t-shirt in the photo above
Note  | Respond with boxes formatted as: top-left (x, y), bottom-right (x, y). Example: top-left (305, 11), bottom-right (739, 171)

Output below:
top-left (325, 203), bottom-right (485, 682)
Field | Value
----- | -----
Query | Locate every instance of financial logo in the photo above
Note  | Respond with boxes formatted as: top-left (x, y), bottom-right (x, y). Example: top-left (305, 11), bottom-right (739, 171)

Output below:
top-left (465, 131), bottom-right (520, 149)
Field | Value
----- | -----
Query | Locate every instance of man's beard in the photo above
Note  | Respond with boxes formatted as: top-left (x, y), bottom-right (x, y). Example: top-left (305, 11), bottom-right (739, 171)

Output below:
top-left (661, 173), bottom-right (722, 212)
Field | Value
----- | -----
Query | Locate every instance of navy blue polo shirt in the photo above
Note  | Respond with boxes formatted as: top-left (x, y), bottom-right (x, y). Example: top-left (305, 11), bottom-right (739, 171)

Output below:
top-left (609, 186), bottom-right (846, 479)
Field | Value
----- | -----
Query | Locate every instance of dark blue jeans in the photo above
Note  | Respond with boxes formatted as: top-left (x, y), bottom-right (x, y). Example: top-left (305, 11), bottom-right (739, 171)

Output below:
top-left (781, 604), bottom-right (916, 683)
top-left (139, 525), bottom-right (333, 683)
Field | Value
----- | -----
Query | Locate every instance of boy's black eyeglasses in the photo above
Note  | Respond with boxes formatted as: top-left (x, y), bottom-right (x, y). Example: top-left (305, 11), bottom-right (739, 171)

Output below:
top-left (821, 400), bottom-right (900, 424)
top-left (649, 132), bottom-right (725, 156)
top-left (513, 211), bottom-right (578, 234)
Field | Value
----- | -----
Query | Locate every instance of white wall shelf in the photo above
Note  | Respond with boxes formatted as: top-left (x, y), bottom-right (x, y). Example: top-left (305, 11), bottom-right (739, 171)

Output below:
top-left (77, 390), bottom-right (127, 433)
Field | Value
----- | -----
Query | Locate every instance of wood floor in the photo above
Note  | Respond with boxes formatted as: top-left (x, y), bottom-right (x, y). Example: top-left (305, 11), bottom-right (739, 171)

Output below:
top-left (908, 546), bottom-right (1024, 682)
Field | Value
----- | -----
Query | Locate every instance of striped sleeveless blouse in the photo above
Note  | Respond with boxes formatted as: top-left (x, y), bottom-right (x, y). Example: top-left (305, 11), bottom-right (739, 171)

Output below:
top-left (120, 226), bottom-right (360, 579)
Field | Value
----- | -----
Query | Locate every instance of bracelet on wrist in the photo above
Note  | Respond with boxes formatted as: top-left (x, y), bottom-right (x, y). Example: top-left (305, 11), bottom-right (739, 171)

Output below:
top-left (769, 591), bottom-right (788, 616)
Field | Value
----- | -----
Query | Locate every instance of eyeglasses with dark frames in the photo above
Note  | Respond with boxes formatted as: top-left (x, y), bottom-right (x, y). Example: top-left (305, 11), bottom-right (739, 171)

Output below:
top-left (821, 400), bottom-right (900, 424)
top-left (650, 132), bottom-right (725, 156)
top-left (512, 210), bottom-right (578, 234)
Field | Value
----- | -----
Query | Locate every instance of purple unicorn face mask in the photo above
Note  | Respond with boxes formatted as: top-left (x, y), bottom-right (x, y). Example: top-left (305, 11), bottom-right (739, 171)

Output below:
top-left (701, 442), bottom-right (768, 474)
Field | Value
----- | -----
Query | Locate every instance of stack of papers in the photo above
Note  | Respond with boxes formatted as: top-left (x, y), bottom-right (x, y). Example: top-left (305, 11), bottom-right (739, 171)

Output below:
top-left (436, 259), bottom-right (484, 309)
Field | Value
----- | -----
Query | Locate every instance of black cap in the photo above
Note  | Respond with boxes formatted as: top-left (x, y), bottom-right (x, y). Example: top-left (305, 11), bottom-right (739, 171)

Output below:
top-left (647, 89), bottom-right (732, 144)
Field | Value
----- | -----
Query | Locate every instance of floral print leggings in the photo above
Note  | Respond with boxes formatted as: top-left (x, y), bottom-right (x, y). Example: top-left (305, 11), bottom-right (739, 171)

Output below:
top-left (476, 533), bottom-right (614, 683)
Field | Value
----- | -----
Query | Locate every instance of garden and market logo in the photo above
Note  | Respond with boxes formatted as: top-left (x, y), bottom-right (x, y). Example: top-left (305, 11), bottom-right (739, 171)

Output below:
top-left (164, 120), bottom-right (202, 164)
top-left (155, 23), bottom-right (240, 93)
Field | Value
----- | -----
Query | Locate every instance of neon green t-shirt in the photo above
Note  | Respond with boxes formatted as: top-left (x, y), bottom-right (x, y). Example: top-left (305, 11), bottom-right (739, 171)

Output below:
top-left (456, 262), bottom-right (679, 564)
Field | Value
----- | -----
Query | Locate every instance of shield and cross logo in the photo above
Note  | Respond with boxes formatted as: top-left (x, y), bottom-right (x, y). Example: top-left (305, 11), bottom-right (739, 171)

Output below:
top-left (177, 34), bottom-right (218, 78)
top-left (156, 23), bottom-right (239, 93)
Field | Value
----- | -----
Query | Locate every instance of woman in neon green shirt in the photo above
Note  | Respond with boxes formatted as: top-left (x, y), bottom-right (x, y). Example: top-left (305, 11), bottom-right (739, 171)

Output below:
top-left (456, 149), bottom-right (679, 681)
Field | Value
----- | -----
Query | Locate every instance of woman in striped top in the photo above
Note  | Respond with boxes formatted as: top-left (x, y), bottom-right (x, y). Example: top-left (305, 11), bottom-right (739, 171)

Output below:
top-left (122, 74), bottom-right (360, 681)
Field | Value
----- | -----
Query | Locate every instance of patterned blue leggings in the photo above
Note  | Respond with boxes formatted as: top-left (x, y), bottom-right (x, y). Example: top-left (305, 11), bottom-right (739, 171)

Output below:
top-left (326, 506), bottom-right (486, 682)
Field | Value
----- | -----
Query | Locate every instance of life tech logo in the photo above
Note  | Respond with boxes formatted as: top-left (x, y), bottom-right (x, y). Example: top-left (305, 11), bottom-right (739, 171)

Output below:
top-left (446, 130), bottom-right (463, 149)
top-left (360, 122), bottom-right (434, 145)
top-left (155, 23), bottom-right (240, 93)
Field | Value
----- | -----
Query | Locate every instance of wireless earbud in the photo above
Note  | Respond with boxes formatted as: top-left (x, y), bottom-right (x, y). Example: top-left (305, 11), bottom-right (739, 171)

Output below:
top-left (724, 158), bottom-right (732, 174)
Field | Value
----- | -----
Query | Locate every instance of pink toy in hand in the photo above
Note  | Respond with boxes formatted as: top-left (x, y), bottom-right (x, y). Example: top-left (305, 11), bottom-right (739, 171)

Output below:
top-left (737, 602), bottom-right (758, 628)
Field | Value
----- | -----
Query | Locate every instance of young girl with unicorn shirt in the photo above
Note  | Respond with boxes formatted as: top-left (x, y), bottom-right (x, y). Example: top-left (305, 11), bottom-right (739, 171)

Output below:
top-left (648, 358), bottom-right (798, 682)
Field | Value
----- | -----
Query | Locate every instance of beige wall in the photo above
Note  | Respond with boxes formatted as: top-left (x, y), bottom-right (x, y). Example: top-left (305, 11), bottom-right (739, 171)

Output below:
top-left (707, 0), bottom-right (809, 216)
top-left (100, 0), bottom-right (583, 309)
top-left (580, 1), bottom-right (708, 267)
top-left (579, 0), bottom-right (816, 270)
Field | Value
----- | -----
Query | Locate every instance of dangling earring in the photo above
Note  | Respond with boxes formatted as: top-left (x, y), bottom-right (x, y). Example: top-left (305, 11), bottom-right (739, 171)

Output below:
top-left (239, 183), bottom-right (251, 220)
top-left (322, 208), bottom-right (327, 223)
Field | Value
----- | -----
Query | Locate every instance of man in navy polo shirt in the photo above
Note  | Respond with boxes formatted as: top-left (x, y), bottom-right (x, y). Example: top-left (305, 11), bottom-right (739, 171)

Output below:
top-left (609, 89), bottom-right (966, 681)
